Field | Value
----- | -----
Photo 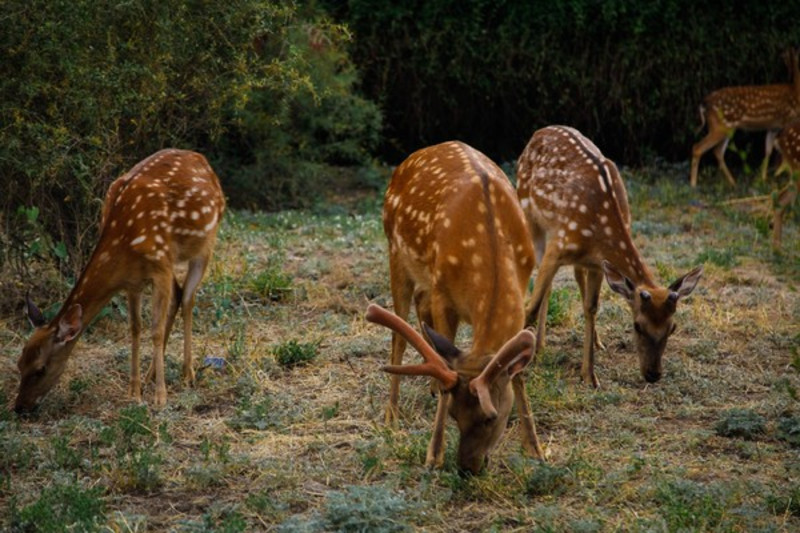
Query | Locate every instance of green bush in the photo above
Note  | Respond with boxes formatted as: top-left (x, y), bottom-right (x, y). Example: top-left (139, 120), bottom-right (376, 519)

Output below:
top-left (714, 408), bottom-right (767, 440)
top-left (274, 340), bottom-right (319, 369)
top-left (9, 481), bottom-right (106, 532)
top-left (329, 1), bottom-right (800, 165)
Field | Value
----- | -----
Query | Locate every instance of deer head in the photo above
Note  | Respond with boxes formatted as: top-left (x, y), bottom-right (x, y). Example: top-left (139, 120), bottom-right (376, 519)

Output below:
top-left (15, 297), bottom-right (83, 413)
top-left (366, 304), bottom-right (534, 474)
top-left (603, 261), bottom-right (703, 383)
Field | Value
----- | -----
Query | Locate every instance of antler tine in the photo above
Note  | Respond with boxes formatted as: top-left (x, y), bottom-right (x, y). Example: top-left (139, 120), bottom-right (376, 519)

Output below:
top-left (365, 304), bottom-right (459, 390)
top-left (468, 330), bottom-right (535, 419)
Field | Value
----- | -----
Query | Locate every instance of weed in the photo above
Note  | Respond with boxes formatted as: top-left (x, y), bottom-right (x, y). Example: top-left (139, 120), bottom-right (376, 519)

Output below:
top-left (274, 339), bottom-right (319, 369)
top-left (714, 408), bottom-right (767, 440)
top-left (777, 415), bottom-right (800, 448)
top-left (654, 478), bottom-right (733, 531)
top-left (696, 247), bottom-right (739, 269)
top-left (9, 480), bottom-right (106, 532)
top-left (102, 405), bottom-right (165, 493)
top-left (51, 434), bottom-right (82, 470)
top-left (278, 484), bottom-right (416, 532)
top-left (251, 265), bottom-right (294, 302)
top-left (526, 463), bottom-right (571, 497)
top-left (547, 287), bottom-right (574, 326)
top-left (230, 394), bottom-right (283, 431)
top-left (765, 482), bottom-right (800, 517)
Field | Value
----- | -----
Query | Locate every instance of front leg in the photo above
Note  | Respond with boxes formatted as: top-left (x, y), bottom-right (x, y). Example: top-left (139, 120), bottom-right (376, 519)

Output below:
top-left (149, 274), bottom-right (173, 407)
top-left (426, 391), bottom-right (450, 469)
top-left (512, 374), bottom-right (544, 460)
top-left (579, 268), bottom-right (604, 388)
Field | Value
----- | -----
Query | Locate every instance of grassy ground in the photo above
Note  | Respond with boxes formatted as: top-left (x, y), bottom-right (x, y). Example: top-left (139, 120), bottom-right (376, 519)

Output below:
top-left (1, 165), bottom-right (798, 532)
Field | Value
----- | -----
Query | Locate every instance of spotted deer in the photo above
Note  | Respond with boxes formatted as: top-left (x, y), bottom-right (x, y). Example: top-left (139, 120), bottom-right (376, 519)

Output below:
top-left (772, 122), bottom-right (800, 249)
top-left (15, 149), bottom-right (225, 413)
top-left (373, 141), bottom-right (543, 473)
top-left (517, 126), bottom-right (703, 387)
top-left (690, 48), bottom-right (800, 187)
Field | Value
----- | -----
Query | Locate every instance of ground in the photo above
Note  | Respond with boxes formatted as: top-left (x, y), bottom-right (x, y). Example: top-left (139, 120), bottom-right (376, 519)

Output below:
top-left (0, 165), bottom-right (798, 532)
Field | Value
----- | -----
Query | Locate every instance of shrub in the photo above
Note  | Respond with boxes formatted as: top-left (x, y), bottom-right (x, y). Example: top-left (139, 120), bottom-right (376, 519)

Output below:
top-left (9, 481), bottom-right (106, 532)
top-left (714, 408), bottom-right (766, 440)
top-left (777, 415), bottom-right (800, 448)
top-left (274, 340), bottom-right (319, 369)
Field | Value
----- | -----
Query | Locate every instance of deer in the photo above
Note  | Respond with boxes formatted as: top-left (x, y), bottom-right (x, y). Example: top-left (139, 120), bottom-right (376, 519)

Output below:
top-left (372, 140), bottom-right (543, 474)
top-left (517, 126), bottom-right (703, 388)
top-left (15, 148), bottom-right (225, 414)
top-left (690, 47), bottom-right (800, 187)
top-left (771, 121), bottom-right (800, 250)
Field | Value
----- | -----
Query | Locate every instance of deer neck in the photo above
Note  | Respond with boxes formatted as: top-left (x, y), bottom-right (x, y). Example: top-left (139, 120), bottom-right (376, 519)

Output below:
top-left (54, 232), bottom-right (128, 331)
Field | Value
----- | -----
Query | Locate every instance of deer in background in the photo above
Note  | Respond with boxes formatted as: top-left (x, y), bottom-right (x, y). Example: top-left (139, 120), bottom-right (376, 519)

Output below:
top-left (517, 126), bottom-right (703, 387)
top-left (373, 141), bottom-right (543, 474)
top-left (771, 122), bottom-right (800, 250)
top-left (15, 149), bottom-right (225, 413)
top-left (690, 47), bottom-right (800, 187)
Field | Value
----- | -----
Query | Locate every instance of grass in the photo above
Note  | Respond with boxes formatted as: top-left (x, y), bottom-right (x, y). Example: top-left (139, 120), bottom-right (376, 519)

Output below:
top-left (0, 170), bottom-right (798, 531)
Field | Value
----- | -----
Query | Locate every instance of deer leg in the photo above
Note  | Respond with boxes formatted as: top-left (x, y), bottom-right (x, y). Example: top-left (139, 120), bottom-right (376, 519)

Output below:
top-left (691, 125), bottom-right (730, 187)
top-left (576, 266), bottom-right (603, 388)
top-left (760, 130), bottom-right (779, 181)
top-left (512, 374), bottom-right (544, 460)
top-left (425, 294), bottom-right (458, 469)
top-left (180, 256), bottom-right (210, 386)
top-left (525, 248), bottom-right (560, 349)
top-left (712, 135), bottom-right (737, 187)
top-left (772, 182), bottom-right (798, 250)
top-left (127, 290), bottom-right (143, 402)
top-left (387, 255), bottom-right (413, 425)
top-left (575, 266), bottom-right (605, 351)
top-left (145, 275), bottom-right (182, 385)
top-left (149, 272), bottom-right (173, 407)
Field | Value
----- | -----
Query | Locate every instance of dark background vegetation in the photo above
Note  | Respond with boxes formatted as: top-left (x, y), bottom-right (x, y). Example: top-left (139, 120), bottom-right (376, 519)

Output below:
top-left (1, 0), bottom-right (799, 292)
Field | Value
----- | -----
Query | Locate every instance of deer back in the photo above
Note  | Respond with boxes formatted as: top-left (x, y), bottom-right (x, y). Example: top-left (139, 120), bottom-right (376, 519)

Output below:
top-left (384, 141), bottom-right (534, 352)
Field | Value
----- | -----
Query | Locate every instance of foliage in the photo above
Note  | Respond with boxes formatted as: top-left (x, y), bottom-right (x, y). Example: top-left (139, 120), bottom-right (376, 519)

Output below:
top-left (777, 414), bottom-right (800, 448)
top-left (0, 0), bottom-right (380, 303)
top-left (278, 485), bottom-right (415, 532)
top-left (714, 408), bottom-right (767, 440)
top-left (101, 405), bottom-right (165, 493)
top-left (274, 339), bottom-right (319, 368)
top-left (654, 479), bottom-right (733, 531)
top-left (9, 481), bottom-right (106, 533)
top-left (327, 0), bottom-right (800, 165)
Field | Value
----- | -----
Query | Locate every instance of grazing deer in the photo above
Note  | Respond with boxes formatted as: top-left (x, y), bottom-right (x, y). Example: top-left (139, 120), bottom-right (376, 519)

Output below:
top-left (690, 48), bottom-right (800, 187)
top-left (772, 122), bottom-right (800, 249)
top-left (517, 126), bottom-right (703, 387)
top-left (15, 149), bottom-right (225, 413)
top-left (374, 141), bottom-right (543, 473)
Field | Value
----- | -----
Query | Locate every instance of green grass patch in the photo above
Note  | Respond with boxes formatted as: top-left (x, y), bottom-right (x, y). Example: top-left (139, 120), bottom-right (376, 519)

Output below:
top-left (9, 481), bottom-right (106, 532)
top-left (714, 408), bottom-right (767, 440)
top-left (274, 339), bottom-right (319, 369)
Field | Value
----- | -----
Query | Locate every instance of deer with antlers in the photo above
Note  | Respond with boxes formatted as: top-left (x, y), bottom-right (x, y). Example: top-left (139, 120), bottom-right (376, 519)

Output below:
top-left (771, 122), bottom-right (800, 249)
top-left (370, 141), bottom-right (543, 474)
top-left (15, 149), bottom-right (225, 413)
top-left (690, 48), bottom-right (800, 187)
top-left (517, 126), bottom-right (703, 387)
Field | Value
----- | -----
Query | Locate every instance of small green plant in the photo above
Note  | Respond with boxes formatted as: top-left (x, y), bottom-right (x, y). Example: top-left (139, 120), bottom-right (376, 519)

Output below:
top-left (230, 394), bottom-right (282, 431)
top-left (526, 463), bottom-right (571, 497)
top-left (103, 405), bottom-right (165, 493)
top-left (765, 482), bottom-right (800, 517)
top-left (9, 481), bottom-right (106, 532)
top-left (274, 340), bottom-right (319, 369)
top-left (777, 415), bottom-right (800, 448)
top-left (278, 485), bottom-right (415, 532)
top-left (695, 248), bottom-right (739, 269)
top-left (546, 287), bottom-right (573, 326)
top-left (714, 408), bottom-right (766, 440)
top-left (251, 266), bottom-right (293, 301)
top-left (654, 479), bottom-right (733, 531)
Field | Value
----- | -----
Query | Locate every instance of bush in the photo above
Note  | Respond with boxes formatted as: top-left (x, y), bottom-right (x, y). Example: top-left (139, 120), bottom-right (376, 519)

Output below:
top-left (714, 408), bottom-right (767, 440)
top-left (9, 481), bottom-right (106, 532)
top-left (328, 1), bottom-right (800, 165)
top-left (274, 340), bottom-right (319, 369)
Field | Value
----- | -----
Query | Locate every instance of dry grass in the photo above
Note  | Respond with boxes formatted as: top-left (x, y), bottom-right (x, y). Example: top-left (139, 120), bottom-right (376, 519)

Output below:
top-left (1, 170), bottom-right (799, 532)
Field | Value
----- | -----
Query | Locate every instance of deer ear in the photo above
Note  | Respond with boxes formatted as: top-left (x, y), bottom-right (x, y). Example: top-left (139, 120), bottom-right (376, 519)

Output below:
top-left (25, 293), bottom-right (47, 328)
top-left (602, 260), bottom-right (635, 302)
top-left (668, 265), bottom-right (703, 299)
top-left (56, 304), bottom-right (83, 344)
top-left (422, 323), bottom-right (461, 361)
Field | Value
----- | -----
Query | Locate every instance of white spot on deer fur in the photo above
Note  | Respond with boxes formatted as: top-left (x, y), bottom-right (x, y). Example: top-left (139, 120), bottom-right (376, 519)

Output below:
top-left (619, 241), bottom-right (627, 250)
top-left (566, 243), bottom-right (579, 251)
top-left (568, 221), bottom-right (577, 231)
top-left (447, 255), bottom-right (459, 265)
top-left (558, 229), bottom-right (566, 238)
top-left (177, 200), bottom-right (186, 208)
top-left (476, 223), bottom-right (485, 233)
top-left (443, 218), bottom-right (452, 228)
top-left (604, 226), bottom-right (613, 236)
top-left (155, 235), bottom-right (164, 244)
top-left (581, 228), bottom-right (593, 237)
top-left (603, 201), bottom-right (610, 209)
top-left (136, 211), bottom-right (144, 219)
top-left (579, 204), bottom-right (588, 213)
top-left (127, 219), bottom-right (134, 227)
top-left (190, 211), bottom-right (199, 220)
top-left (203, 212), bottom-right (218, 232)
top-left (130, 236), bottom-right (146, 246)
top-left (471, 254), bottom-right (483, 266)
top-left (111, 220), bottom-right (117, 228)
top-left (600, 215), bottom-right (608, 224)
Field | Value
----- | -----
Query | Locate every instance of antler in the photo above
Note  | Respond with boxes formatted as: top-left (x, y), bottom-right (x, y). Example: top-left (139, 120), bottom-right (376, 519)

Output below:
top-left (365, 304), bottom-right (459, 390)
top-left (469, 330), bottom-right (535, 419)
